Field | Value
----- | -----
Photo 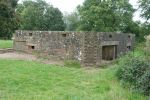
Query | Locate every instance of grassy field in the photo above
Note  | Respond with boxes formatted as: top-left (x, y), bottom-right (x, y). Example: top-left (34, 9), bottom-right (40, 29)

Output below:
top-left (0, 40), bottom-right (147, 99)
top-left (0, 40), bottom-right (13, 49)
top-left (0, 59), bottom-right (146, 100)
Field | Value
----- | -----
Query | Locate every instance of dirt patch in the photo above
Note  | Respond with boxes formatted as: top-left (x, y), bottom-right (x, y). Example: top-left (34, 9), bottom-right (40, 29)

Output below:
top-left (0, 52), bottom-right (36, 61)
top-left (0, 48), bottom-right (13, 53)
top-left (0, 51), bottom-right (64, 66)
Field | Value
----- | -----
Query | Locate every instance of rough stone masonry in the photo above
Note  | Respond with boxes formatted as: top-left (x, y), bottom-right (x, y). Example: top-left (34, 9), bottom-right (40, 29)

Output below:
top-left (145, 34), bottom-right (150, 51)
top-left (13, 30), bottom-right (135, 66)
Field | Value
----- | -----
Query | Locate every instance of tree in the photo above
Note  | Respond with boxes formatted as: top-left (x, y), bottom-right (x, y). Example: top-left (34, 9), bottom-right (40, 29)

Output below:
top-left (137, 0), bottom-right (150, 41)
top-left (63, 12), bottom-right (80, 31)
top-left (0, 0), bottom-right (19, 38)
top-left (139, 0), bottom-right (150, 21)
top-left (78, 0), bottom-right (135, 32)
top-left (17, 0), bottom-right (65, 31)
top-left (43, 6), bottom-right (65, 31)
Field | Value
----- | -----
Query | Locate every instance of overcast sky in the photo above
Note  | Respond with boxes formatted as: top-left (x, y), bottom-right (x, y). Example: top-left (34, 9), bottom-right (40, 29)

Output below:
top-left (19, 0), bottom-right (142, 22)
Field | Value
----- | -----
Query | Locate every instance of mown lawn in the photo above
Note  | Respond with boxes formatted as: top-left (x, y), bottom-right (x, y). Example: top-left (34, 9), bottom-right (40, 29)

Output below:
top-left (0, 40), bottom-right (13, 49)
top-left (0, 59), bottom-right (146, 100)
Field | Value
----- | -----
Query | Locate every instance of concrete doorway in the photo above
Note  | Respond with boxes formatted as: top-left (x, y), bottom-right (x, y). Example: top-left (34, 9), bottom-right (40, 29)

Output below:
top-left (102, 45), bottom-right (117, 60)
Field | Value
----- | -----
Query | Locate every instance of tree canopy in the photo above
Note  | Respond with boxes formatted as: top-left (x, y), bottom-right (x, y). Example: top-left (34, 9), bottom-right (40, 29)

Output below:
top-left (63, 12), bottom-right (80, 31)
top-left (139, 0), bottom-right (150, 21)
top-left (78, 0), bottom-right (135, 32)
top-left (0, 0), bottom-right (19, 38)
top-left (0, 0), bottom-right (149, 40)
top-left (17, 0), bottom-right (65, 31)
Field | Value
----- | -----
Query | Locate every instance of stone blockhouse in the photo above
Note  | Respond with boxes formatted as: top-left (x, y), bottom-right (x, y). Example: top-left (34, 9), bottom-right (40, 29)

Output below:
top-left (13, 30), bottom-right (135, 66)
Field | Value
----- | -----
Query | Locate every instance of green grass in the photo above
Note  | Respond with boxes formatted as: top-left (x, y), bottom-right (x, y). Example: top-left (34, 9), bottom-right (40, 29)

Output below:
top-left (0, 59), bottom-right (146, 100)
top-left (0, 40), bottom-right (13, 49)
top-left (64, 60), bottom-right (81, 68)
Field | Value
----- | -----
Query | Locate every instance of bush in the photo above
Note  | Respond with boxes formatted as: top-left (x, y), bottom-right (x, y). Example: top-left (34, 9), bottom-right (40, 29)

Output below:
top-left (136, 71), bottom-right (150, 95)
top-left (116, 54), bottom-right (150, 96)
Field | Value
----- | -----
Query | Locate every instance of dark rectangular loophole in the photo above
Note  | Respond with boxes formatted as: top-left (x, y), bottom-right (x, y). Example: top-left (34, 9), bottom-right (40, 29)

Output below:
top-left (29, 33), bottom-right (32, 36)
top-left (31, 46), bottom-right (35, 49)
top-left (28, 45), bottom-right (35, 50)
top-left (62, 34), bottom-right (66, 37)
top-left (127, 46), bottom-right (131, 50)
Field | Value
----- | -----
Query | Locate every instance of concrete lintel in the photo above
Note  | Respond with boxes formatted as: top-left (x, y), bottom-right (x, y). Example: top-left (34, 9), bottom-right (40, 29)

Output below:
top-left (26, 43), bottom-right (37, 46)
top-left (101, 41), bottom-right (119, 46)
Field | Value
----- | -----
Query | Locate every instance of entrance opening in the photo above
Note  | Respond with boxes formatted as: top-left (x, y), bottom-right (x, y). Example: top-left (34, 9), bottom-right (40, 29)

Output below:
top-left (128, 35), bottom-right (131, 39)
top-left (102, 45), bottom-right (117, 60)
top-left (62, 33), bottom-right (66, 37)
top-left (28, 45), bottom-right (35, 50)
top-left (29, 33), bottom-right (32, 36)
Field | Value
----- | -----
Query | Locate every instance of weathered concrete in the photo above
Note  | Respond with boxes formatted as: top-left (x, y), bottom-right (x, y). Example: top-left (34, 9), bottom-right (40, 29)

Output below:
top-left (13, 30), bottom-right (135, 66)
top-left (145, 35), bottom-right (150, 51)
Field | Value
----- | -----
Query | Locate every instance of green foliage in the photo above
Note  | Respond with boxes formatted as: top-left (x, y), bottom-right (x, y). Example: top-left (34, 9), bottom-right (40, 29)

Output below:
top-left (77, 0), bottom-right (149, 41)
top-left (136, 23), bottom-right (150, 42)
top-left (136, 71), bottom-right (150, 95)
top-left (0, 0), bottom-right (19, 38)
top-left (138, 0), bottom-right (150, 40)
top-left (0, 40), bottom-right (13, 49)
top-left (0, 59), bottom-right (146, 100)
top-left (117, 56), bottom-right (148, 83)
top-left (139, 0), bottom-right (150, 21)
top-left (63, 12), bottom-right (80, 31)
top-left (116, 53), bottom-right (150, 96)
top-left (78, 0), bottom-right (134, 32)
top-left (17, 0), bottom-right (65, 31)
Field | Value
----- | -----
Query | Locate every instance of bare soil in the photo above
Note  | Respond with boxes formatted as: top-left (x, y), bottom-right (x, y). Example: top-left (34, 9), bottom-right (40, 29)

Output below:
top-left (0, 51), bottom-right (64, 66)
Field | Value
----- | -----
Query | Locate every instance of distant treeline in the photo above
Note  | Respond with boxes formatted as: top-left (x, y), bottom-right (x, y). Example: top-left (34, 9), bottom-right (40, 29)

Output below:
top-left (0, 0), bottom-right (150, 41)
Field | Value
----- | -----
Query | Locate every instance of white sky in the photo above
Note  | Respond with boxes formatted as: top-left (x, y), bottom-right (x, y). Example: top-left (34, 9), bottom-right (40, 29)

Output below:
top-left (129, 0), bottom-right (143, 22)
top-left (19, 0), bottom-right (143, 22)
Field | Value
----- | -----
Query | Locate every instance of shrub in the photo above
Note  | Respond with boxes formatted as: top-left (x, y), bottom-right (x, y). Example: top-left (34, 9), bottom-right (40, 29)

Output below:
top-left (136, 70), bottom-right (150, 95)
top-left (116, 54), bottom-right (150, 96)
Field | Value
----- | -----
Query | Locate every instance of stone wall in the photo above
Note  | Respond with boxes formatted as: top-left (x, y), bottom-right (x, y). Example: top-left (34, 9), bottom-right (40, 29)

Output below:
top-left (82, 32), bottom-right (98, 66)
top-left (14, 30), bottom-right (84, 60)
top-left (81, 32), bottom-right (135, 66)
top-left (14, 30), bottom-right (135, 67)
